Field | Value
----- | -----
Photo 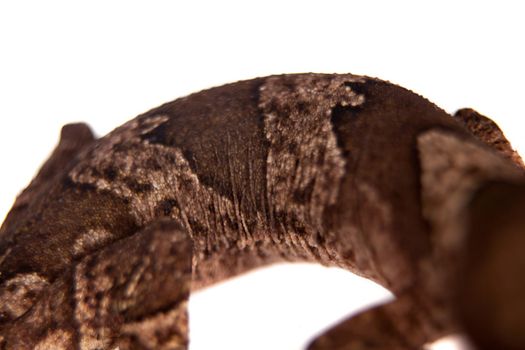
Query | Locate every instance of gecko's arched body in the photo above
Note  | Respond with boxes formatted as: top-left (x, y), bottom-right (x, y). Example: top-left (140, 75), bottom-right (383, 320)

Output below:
top-left (0, 74), bottom-right (524, 349)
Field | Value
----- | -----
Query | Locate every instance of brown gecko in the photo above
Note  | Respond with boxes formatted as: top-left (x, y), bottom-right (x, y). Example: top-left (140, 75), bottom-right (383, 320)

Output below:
top-left (0, 73), bottom-right (524, 350)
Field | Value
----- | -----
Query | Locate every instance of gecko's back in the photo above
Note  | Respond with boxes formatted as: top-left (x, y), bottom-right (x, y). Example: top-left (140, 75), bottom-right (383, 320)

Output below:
top-left (1, 73), bottom-right (524, 349)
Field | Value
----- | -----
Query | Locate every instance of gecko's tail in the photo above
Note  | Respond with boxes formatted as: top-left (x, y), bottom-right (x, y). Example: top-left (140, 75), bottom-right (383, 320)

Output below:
top-left (455, 181), bottom-right (525, 350)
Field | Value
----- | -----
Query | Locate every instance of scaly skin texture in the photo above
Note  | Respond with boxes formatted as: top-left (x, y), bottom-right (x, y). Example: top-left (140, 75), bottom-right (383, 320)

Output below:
top-left (0, 73), bottom-right (524, 349)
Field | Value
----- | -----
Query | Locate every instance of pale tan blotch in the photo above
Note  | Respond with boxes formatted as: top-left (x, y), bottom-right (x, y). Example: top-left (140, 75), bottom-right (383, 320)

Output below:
top-left (118, 301), bottom-right (188, 350)
top-left (74, 259), bottom-right (115, 350)
top-left (73, 228), bottom-right (114, 256)
top-left (34, 329), bottom-right (73, 350)
top-left (0, 273), bottom-right (49, 321)
top-left (69, 115), bottom-right (179, 225)
top-left (0, 276), bottom-right (77, 350)
top-left (259, 74), bottom-right (365, 263)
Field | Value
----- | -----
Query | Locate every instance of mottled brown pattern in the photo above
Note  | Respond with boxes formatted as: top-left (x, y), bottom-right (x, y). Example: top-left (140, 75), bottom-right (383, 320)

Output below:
top-left (259, 74), bottom-right (361, 267)
top-left (67, 74), bottom-right (373, 288)
top-left (1, 73), bottom-right (524, 350)
top-left (1, 219), bottom-right (191, 350)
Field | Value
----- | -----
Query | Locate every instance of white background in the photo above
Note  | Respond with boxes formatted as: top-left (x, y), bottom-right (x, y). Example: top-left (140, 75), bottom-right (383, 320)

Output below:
top-left (0, 1), bottom-right (523, 349)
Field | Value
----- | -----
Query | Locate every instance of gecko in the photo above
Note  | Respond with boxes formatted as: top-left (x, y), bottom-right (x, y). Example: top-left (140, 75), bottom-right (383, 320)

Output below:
top-left (0, 73), bottom-right (524, 350)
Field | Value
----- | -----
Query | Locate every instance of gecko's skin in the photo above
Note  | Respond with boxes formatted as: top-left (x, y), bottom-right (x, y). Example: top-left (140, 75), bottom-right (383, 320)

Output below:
top-left (1, 73), bottom-right (524, 350)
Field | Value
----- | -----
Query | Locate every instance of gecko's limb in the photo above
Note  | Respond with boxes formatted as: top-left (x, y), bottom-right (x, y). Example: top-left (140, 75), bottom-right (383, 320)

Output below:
top-left (306, 293), bottom-right (444, 350)
top-left (0, 219), bottom-right (192, 350)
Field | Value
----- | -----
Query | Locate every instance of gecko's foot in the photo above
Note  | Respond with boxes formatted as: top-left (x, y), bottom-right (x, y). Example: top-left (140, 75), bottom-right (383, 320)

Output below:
top-left (0, 219), bottom-right (192, 350)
